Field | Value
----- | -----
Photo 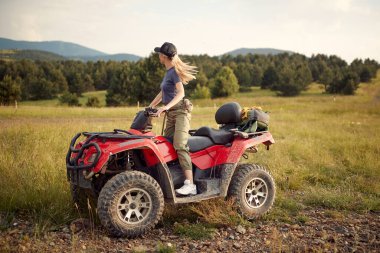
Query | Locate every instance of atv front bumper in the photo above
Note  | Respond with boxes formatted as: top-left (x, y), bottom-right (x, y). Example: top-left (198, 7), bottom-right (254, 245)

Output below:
top-left (66, 132), bottom-right (103, 189)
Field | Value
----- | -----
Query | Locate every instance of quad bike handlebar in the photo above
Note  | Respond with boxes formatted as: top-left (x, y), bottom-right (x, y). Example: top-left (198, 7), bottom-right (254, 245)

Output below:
top-left (144, 107), bottom-right (159, 117)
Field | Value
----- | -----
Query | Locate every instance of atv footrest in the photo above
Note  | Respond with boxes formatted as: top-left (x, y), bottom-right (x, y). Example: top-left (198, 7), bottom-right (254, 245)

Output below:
top-left (175, 192), bottom-right (220, 203)
top-left (195, 178), bottom-right (221, 194)
top-left (175, 179), bottom-right (221, 203)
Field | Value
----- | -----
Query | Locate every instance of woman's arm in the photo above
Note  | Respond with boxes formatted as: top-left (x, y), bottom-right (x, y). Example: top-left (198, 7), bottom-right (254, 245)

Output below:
top-left (155, 82), bottom-right (184, 117)
top-left (149, 91), bottom-right (162, 108)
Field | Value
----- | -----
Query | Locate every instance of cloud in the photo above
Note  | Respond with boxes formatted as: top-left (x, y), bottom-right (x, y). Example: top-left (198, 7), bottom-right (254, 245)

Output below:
top-left (0, 0), bottom-right (379, 62)
top-left (332, 0), bottom-right (352, 12)
top-left (2, 10), bottom-right (42, 41)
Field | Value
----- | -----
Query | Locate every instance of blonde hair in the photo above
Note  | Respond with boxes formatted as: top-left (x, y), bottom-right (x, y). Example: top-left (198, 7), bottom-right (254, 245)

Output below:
top-left (170, 55), bottom-right (197, 84)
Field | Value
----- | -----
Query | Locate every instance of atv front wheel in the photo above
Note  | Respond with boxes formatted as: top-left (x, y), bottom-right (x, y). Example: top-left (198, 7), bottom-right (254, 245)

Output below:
top-left (97, 171), bottom-right (164, 237)
top-left (228, 164), bottom-right (275, 219)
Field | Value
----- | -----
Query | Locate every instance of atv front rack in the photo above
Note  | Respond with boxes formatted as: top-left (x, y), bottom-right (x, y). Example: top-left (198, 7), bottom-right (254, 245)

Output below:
top-left (66, 129), bottom-right (154, 171)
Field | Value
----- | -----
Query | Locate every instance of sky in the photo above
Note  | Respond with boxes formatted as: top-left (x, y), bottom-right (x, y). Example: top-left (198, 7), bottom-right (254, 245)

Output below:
top-left (0, 0), bottom-right (379, 63)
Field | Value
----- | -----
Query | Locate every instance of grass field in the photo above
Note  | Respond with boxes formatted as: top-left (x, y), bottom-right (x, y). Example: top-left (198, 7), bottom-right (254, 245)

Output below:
top-left (19, 90), bottom-right (108, 107)
top-left (1, 74), bottom-right (379, 232)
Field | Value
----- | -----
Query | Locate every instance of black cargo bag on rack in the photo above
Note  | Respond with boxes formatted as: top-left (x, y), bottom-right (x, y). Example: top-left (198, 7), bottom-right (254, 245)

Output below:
top-left (238, 107), bottom-right (269, 133)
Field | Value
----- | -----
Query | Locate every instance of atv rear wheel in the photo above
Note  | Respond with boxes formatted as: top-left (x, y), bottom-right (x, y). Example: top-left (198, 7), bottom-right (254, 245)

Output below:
top-left (97, 171), bottom-right (164, 237)
top-left (228, 164), bottom-right (275, 219)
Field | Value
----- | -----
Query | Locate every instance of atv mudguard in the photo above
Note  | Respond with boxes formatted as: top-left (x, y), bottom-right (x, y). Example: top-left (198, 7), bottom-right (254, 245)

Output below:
top-left (226, 132), bottom-right (275, 163)
top-left (90, 137), bottom-right (178, 200)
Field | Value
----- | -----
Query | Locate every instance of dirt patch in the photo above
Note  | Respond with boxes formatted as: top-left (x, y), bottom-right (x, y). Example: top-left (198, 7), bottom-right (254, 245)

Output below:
top-left (1, 209), bottom-right (379, 252)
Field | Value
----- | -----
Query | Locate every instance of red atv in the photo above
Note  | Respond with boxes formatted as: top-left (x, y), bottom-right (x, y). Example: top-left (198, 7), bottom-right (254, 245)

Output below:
top-left (66, 102), bottom-right (275, 237)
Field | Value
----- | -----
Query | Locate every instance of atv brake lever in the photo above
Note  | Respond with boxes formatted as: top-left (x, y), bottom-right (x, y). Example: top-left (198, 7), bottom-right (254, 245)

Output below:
top-left (144, 107), bottom-right (158, 117)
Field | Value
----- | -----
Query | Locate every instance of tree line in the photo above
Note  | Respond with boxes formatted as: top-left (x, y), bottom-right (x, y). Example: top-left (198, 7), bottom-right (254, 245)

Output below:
top-left (0, 53), bottom-right (378, 106)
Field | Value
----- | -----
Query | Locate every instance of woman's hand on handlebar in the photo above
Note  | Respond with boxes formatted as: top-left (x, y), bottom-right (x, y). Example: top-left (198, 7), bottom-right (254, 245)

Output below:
top-left (154, 106), bottom-right (168, 117)
top-left (144, 107), bottom-right (157, 117)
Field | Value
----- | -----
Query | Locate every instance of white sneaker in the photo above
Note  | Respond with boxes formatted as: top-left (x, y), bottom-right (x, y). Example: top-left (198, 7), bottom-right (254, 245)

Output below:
top-left (175, 180), bottom-right (197, 195)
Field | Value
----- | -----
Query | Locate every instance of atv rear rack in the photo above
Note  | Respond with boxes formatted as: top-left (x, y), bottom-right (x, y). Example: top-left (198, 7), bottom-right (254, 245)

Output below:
top-left (229, 128), bottom-right (269, 139)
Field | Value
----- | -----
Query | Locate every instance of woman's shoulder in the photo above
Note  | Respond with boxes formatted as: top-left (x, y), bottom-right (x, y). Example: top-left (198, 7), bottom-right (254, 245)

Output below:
top-left (168, 67), bottom-right (180, 82)
top-left (167, 67), bottom-right (176, 74)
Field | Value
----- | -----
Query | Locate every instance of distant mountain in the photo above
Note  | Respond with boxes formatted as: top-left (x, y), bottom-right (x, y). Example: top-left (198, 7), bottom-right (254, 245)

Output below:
top-left (77, 53), bottom-right (141, 62)
top-left (0, 49), bottom-right (65, 61)
top-left (0, 37), bottom-right (106, 57)
top-left (0, 37), bottom-right (141, 62)
top-left (224, 48), bottom-right (294, 56)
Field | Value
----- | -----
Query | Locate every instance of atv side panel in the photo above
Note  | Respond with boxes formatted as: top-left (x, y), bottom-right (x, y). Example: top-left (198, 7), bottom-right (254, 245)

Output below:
top-left (190, 145), bottom-right (230, 169)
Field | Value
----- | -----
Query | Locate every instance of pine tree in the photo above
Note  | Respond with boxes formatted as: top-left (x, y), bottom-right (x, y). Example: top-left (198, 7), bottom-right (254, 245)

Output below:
top-left (0, 75), bottom-right (21, 105)
top-left (211, 66), bottom-right (239, 98)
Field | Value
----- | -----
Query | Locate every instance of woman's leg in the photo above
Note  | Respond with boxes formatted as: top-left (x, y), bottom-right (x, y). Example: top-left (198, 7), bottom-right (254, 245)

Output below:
top-left (183, 170), bottom-right (193, 183)
top-left (172, 111), bottom-right (192, 177)
top-left (172, 111), bottom-right (196, 195)
top-left (163, 111), bottom-right (175, 137)
top-left (164, 110), bottom-right (192, 178)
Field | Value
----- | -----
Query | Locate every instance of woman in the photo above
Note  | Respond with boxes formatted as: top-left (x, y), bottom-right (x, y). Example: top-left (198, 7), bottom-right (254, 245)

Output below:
top-left (149, 42), bottom-right (197, 196)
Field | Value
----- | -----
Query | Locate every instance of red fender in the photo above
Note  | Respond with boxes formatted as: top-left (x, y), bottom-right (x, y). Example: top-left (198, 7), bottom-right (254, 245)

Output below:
top-left (91, 138), bottom-right (167, 173)
top-left (226, 132), bottom-right (275, 164)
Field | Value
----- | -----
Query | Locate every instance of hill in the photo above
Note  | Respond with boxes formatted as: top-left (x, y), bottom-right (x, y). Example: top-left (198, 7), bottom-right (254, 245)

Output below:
top-left (224, 47), bottom-right (294, 56)
top-left (0, 37), bottom-right (141, 62)
top-left (0, 49), bottom-right (66, 61)
top-left (0, 37), bottom-right (105, 57)
top-left (77, 53), bottom-right (141, 62)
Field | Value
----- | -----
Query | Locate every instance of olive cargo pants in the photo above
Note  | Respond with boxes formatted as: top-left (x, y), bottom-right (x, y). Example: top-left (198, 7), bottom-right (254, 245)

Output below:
top-left (164, 100), bottom-right (192, 171)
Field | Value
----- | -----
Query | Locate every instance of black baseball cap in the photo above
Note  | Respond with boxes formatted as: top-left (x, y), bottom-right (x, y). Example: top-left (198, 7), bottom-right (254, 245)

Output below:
top-left (154, 42), bottom-right (177, 57)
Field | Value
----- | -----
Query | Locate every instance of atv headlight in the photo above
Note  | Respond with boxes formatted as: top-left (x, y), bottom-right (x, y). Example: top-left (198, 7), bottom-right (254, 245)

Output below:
top-left (87, 153), bottom-right (97, 163)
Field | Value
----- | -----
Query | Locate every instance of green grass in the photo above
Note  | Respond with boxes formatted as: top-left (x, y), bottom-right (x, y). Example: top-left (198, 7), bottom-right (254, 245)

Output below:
top-left (173, 223), bottom-right (215, 240)
top-left (1, 73), bottom-right (380, 230)
top-left (155, 242), bottom-right (176, 253)
top-left (19, 90), bottom-right (107, 107)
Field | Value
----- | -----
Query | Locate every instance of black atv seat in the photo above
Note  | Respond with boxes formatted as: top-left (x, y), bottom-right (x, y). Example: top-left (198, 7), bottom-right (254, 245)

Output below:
top-left (193, 126), bottom-right (234, 145)
top-left (164, 136), bottom-right (214, 153)
top-left (187, 136), bottom-right (214, 152)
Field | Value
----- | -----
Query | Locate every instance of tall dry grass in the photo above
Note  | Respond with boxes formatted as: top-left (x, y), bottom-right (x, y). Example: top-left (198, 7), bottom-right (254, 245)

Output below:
top-left (1, 73), bottom-right (379, 229)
